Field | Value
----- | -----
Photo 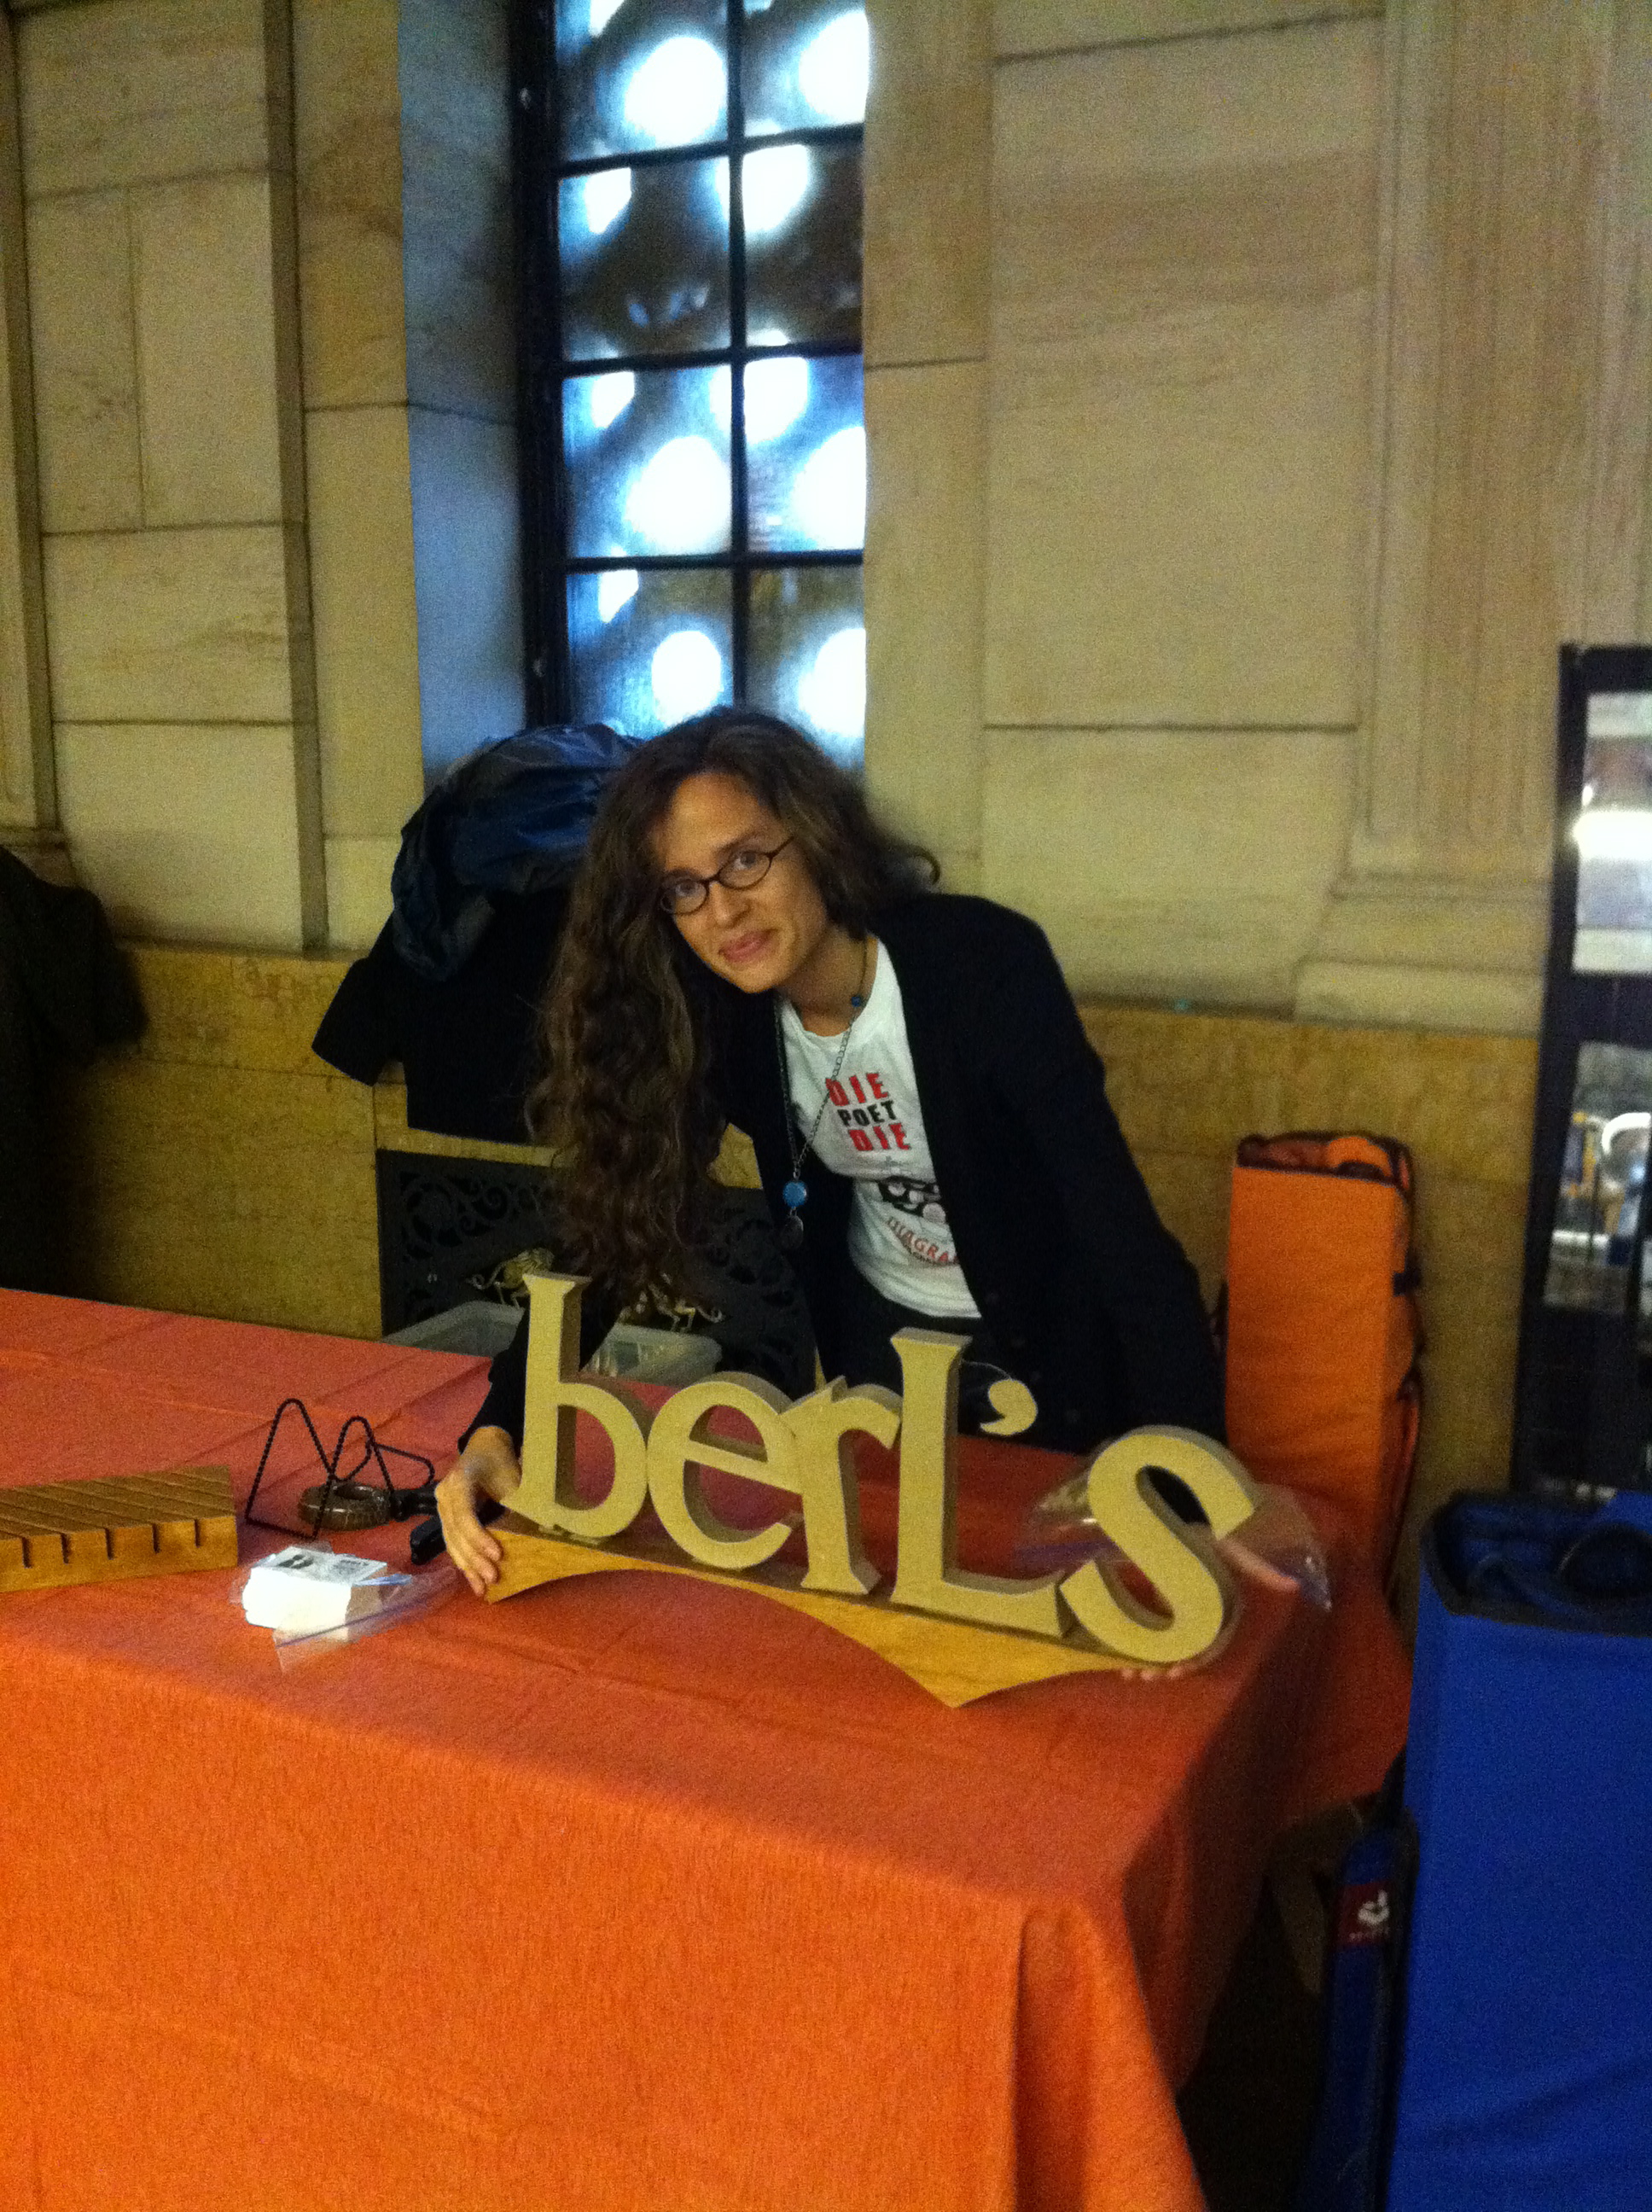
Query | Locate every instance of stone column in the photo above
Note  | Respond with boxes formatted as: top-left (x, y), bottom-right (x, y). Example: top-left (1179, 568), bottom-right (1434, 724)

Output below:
top-left (1297, 0), bottom-right (1652, 1034)
top-left (862, 0), bottom-right (993, 889)
top-left (0, 8), bottom-right (55, 859)
top-left (295, 0), bottom-right (520, 950)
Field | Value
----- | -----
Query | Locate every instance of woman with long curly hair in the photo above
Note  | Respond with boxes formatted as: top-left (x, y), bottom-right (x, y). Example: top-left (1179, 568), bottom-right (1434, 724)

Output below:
top-left (437, 707), bottom-right (1221, 1593)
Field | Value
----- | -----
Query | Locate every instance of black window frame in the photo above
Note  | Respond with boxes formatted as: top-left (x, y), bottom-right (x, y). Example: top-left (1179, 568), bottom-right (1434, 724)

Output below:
top-left (511, 0), bottom-right (866, 733)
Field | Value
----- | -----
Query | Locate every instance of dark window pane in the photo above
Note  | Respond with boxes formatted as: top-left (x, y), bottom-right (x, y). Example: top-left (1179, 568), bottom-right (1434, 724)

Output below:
top-left (743, 142), bottom-right (860, 346)
top-left (563, 364), bottom-right (731, 558)
top-left (560, 157), bottom-right (730, 359)
top-left (556, 0), bottom-right (727, 162)
top-left (744, 352), bottom-right (863, 551)
top-left (568, 566), bottom-right (733, 734)
top-left (748, 564), bottom-right (864, 763)
top-left (742, 2), bottom-right (868, 137)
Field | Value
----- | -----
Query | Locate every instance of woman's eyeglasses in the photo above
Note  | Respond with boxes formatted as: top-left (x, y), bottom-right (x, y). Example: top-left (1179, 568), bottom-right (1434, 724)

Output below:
top-left (658, 837), bottom-right (794, 916)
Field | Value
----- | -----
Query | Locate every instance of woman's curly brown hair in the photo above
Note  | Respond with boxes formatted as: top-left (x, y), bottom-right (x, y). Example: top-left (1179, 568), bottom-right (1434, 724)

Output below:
top-left (533, 709), bottom-right (937, 1309)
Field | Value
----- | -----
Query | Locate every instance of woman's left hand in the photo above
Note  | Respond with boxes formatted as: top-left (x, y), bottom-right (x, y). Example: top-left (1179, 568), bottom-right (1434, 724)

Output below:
top-left (433, 1426), bottom-right (522, 1596)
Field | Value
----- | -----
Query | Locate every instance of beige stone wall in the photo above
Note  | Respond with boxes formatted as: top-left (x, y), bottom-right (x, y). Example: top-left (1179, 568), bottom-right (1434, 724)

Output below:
top-left (864, 0), bottom-right (1652, 1037)
top-left (0, 11), bottom-right (53, 853)
top-left (308, 0), bottom-right (523, 943)
top-left (399, 0), bottom-right (522, 798)
top-left (13, 0), bottom-right (324, 946)
top-left (7, 0), bottom-right (518, 954)
top-left (295, 0), bottom-right (521, 952)
top-left (293, 0), bottom-right (422, 950)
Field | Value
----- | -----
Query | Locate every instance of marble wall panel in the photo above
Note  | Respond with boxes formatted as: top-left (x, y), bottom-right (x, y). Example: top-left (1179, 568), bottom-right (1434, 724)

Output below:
top-left (994, 0), bottom-right (1382, 58)
top-left (16, 0), bottom-right (273, 198)
top-left (25, 190), bottom-right (143, 533)
top-left (864, 362), bottom-right (986, 877)
top-left (305, 404), bottom-right (423, 837)
top-left (1078, 1003), bottom-right (1293, 1163)
top-left (713, 1126), bottom-right (762, 1191)
top-left (407, 408), bottom-right (524, 779)
top-left (1399, 1171), bottom-right (1527, 1543)
top-left (864, 0), bottom-right (992, 369)
top-left (119, 940), bottom-right (351, 1074)
top-left (55, 721), bottom-right (307, 946)
top-left (324, 832), bottom-right (398, 951)
top-left (985, 17), bottom-right (1382, 730)
top-left (53, 1052), bottom-right (381, 1336)
top-left (44, 525), bottom-right (294, 723)
top-left (983, 727), bottom-right (1356, 1006)
top-left (292, 0), bottom-right (407, 410)
top-left (1274, 1022), bottom-right (1535, 1191)
top-left (1081, 998), bottom-right (1535, 1199)
top-left (49, 940), bottom-right (379, 1334)
top-left (1126, 1147), bottom-right (1234, 1305)
top-left (1297, 962), bottom-right (1544, 1040)
top-left (131, 173), bottom-right (284, 525)
top-left (398, 0), bottom-right (513, 422)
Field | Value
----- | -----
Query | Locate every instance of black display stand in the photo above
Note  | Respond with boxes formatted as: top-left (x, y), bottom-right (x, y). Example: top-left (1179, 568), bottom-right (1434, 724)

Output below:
top-left (1514, 644), bottom-right (1652, 1495)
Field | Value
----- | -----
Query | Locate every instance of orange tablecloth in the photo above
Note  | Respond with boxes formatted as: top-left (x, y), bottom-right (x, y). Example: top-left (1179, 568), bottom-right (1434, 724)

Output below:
top-left (0, 1291), bottom-right (1409, 2212)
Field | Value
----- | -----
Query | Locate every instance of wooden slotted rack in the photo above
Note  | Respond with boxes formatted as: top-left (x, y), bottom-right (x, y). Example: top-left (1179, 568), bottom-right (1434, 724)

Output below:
top-left (0, 1468), bottom-right (237, 1593)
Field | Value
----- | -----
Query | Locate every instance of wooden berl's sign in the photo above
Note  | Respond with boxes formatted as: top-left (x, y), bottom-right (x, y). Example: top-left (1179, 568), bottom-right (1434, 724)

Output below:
top-left (487, 1275), bottom-right (1261, 1705)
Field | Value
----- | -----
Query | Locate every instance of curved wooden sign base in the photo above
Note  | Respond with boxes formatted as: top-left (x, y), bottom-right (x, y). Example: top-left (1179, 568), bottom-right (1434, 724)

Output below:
top-left (486, 1514), bottom-right (1131, 1707)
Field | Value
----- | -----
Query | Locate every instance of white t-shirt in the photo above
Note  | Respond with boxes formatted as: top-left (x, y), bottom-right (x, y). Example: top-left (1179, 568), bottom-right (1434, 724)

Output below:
top-left (777, 941), bottom-right (981, 1321)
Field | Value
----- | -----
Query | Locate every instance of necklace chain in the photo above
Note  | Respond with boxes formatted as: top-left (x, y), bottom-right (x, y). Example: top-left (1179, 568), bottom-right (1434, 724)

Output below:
top-left (771, 937), bottom-right (870, 1249)
top-left (778, 1010), bottom-right (857, 1177)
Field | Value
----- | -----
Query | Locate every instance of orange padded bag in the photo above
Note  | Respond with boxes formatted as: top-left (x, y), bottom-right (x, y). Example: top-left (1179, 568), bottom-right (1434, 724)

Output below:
top-left (1223, 1133), bottom-right (1420, 1575)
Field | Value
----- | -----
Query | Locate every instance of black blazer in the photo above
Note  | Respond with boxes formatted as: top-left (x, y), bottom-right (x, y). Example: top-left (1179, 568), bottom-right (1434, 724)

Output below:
top-left (710, 894), bottom-right (1222, 1451)
top-left (468, 894), bottom-right (1222, 1454)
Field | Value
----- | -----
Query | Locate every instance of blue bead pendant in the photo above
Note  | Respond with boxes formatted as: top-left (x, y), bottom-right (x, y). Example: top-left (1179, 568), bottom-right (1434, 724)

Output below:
top-left (782, 1179), bottom-right (808, 1210)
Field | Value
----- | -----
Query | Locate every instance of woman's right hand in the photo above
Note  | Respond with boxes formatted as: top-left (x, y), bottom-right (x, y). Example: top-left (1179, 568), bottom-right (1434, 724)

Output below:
top-left (434, 1426), bottom-right (522, 1596)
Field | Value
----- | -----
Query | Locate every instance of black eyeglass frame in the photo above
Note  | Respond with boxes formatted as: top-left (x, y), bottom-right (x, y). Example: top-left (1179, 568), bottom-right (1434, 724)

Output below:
top-left (658, 835), bottom-right (794, 915)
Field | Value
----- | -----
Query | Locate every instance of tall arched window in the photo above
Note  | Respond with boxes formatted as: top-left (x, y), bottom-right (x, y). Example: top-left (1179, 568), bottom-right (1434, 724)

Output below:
top-left (516, 2), bottom-right (867, 760)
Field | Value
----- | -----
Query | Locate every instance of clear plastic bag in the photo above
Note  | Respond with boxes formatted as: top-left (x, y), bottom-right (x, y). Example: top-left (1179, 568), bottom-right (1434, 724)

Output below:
top-left (232, 1544), bottom-right (462, 1668)
top-left (1015, 1466), bottom-right (1332, 1672)
top-left (270, 1558), bottom-right (462, 1668)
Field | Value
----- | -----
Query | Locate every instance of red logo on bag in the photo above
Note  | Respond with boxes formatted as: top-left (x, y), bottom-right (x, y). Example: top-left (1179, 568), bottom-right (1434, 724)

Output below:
top-left (1337, 1882), bottom-right (1391, 1947)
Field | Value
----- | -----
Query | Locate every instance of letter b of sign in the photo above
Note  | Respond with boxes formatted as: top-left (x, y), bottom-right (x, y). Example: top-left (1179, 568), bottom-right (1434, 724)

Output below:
top-left (510, 1276), bottom-right (898, 1599)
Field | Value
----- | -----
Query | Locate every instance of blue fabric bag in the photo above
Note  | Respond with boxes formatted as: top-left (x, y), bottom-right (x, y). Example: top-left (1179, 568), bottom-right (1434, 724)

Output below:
top-left (1294, 1761), bottom-right (1416, 2212)
top-left (1385, 1488), bottom-right (1652, 2211)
